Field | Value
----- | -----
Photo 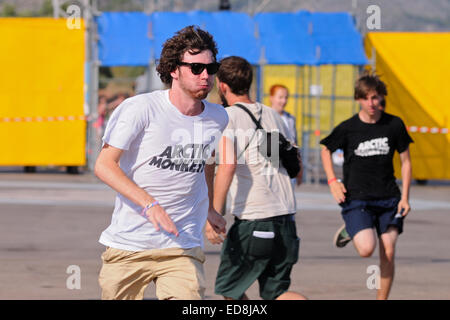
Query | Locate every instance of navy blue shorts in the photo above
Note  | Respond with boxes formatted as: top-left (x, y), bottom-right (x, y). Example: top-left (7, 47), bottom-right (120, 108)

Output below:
top-left (339, 198), bottom-right (404, 239)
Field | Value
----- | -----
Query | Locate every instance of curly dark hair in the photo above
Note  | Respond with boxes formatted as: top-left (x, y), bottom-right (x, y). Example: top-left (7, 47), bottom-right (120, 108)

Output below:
top-left (156, 25), bottom-right (218, 85)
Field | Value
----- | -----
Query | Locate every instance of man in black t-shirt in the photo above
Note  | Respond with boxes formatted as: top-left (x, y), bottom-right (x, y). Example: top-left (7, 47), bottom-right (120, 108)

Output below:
top-left (320, 73), bottom-right (413, 300)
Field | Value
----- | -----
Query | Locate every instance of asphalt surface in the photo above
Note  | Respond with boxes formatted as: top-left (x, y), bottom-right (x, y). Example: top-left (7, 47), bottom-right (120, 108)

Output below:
top-left (0, 168), bottom-right (449, 300)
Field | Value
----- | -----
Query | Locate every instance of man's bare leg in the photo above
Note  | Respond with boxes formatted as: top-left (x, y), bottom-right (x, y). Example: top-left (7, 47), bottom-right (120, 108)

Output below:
top-left (377, 227), bottom-right (399, 300)
top-left (276, 291), bottom-right (308, 300)
top-left (352, 228), bottom-right (377, 257)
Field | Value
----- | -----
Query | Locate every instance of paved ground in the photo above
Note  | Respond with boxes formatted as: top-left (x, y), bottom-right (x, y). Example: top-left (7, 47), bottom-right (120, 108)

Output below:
top-left (0, 168), bottom-right (449, 300)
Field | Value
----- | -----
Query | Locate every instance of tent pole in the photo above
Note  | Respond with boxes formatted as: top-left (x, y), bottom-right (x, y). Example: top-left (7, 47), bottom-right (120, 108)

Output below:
top-left (330, 64), bottom-right (336, 129)
top-left (305, 65), bottom-right (313, 184)
top-left (256, 64), bottom-right (262, 102)
top-left (86, 0), bottom-right (100, 172)
top-left (300, 66), bottom-right (307, 184)
top-left (148, 19), bottom-right (154, 94)
top-left (371, 46), bottom-right (376, 72)
top-left (294, 64), bottom-right (300, 142)
top-left (352, 65), bottom-right (358, 114)
top-left (52, 0), bottom-right (60, 18)
top-left (257, 45), bottom-right (266, 103)
top-left (314, 65), bottom-right (321, 186)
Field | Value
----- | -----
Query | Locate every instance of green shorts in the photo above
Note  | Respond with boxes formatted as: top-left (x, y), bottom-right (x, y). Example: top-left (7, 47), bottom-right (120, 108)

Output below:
top-left (214, 214), bottom-right (300, 300)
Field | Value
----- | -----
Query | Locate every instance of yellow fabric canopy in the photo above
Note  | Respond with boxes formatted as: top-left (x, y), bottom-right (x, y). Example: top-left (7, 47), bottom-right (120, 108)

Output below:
top-left (365, 32), bottom-right (450, 180)
top-left (0, 18), bottom-right (86, 166)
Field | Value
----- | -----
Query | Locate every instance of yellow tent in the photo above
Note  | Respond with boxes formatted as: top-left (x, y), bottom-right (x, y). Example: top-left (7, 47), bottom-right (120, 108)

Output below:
top-left (365, 32), bottom-right (450, 180)
top-left (0, 18), bottom-right (86, 166)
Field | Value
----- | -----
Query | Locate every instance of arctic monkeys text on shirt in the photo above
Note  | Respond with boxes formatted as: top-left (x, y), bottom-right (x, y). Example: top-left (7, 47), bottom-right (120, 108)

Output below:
top-left (149, 143), bottom-right (212, 173)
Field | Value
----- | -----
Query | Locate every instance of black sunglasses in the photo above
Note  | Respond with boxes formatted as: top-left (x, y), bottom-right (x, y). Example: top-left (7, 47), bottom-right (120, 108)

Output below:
top-left (178, 62), bottom-right (220, 75)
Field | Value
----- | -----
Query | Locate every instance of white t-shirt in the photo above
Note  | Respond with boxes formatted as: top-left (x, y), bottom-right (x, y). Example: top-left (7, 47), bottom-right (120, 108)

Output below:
top-left (99, 89), bottom-right (228, 251)
top-left (223, 102), bottom-right (297, 220)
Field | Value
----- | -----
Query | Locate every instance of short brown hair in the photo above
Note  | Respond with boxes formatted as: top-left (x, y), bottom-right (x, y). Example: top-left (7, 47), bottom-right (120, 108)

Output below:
top-left (156, 25), bottom-right (218, 85)
top-left (354, 71), bottom-right (387, 99)
top-left (216, 56), bottom-right (252, 96)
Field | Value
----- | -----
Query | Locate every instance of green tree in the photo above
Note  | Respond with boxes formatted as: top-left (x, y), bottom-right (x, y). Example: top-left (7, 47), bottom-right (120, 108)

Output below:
top-left (39, 0), bottom-right (54, 17)
top-left (1, 4), bottom-right (17, 17)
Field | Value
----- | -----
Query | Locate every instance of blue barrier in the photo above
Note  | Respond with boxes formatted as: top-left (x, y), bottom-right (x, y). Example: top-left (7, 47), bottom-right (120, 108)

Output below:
top-left (96, 10), bottom-right (368, 66)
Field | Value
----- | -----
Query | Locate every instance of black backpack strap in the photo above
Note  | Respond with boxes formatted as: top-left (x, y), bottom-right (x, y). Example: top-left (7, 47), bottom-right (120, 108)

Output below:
top-left (235, 104), bottom-right (263, 130)
top-left (233, 103), bottom-right (263, 159)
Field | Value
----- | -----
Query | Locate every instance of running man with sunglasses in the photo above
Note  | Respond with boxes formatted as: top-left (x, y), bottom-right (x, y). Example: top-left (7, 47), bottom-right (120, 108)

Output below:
top-left (95, 25), bottom-right (228, 300)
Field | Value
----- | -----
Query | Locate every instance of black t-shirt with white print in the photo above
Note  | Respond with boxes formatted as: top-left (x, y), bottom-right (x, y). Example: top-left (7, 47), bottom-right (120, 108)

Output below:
top-left (320, 112), bottom-right (413, 200)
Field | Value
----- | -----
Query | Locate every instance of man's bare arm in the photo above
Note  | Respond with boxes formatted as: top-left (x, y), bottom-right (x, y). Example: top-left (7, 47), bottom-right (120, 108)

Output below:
top-left (320, 146), bottom-right (347, 203)
top-left (204, 159), bottom-right (226, 235)
top-left (205, 136), bottom-right (236, 244)
top-left (398, 148), bottom-right (412, 216)
top-left (213, 136), bottom-right (236, 214)
top-left (94, 143), bottom-right (178, 236)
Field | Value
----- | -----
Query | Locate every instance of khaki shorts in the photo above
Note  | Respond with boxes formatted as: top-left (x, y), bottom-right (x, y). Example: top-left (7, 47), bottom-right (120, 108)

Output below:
top-left (99, 246), bottom-right (206, 300)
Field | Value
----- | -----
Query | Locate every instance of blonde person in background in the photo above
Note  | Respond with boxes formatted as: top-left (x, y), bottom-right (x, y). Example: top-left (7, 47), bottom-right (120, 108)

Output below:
top-left (269, 84), bottom-right (302, 185)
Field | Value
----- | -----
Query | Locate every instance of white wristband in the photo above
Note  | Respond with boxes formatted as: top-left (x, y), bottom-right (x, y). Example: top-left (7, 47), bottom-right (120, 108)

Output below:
top-left (141, 201), bottom-right (159, 217)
